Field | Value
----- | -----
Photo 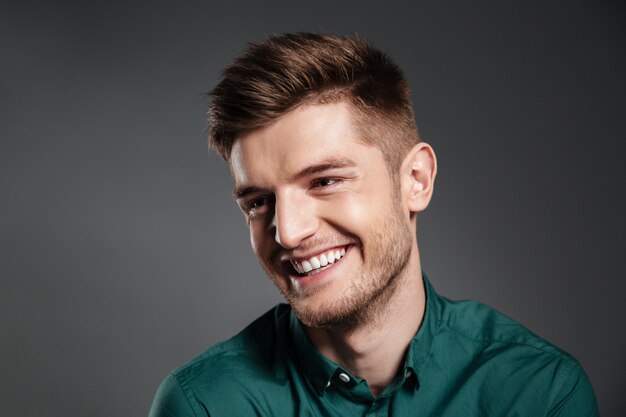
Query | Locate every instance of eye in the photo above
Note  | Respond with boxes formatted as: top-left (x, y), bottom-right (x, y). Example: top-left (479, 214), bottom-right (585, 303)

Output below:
top-left (247, 197), bottom-right (269, 211)
top-left (312, 178), bottom-right (340, 188)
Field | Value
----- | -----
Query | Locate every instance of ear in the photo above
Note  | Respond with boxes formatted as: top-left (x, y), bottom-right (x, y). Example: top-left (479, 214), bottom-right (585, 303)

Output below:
top-left (400, 142), bottom-right (437, 214)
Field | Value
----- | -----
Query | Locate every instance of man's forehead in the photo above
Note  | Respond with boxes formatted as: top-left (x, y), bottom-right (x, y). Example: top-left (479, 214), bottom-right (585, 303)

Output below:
top-left (229, 102), bottom-right (366, 184)
top-left (230, 144), bottom-right (361, 188)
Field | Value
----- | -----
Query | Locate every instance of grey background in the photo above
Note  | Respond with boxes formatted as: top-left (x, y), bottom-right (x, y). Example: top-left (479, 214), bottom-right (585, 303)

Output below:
top-left (1, 0), bottom-right (624, 416)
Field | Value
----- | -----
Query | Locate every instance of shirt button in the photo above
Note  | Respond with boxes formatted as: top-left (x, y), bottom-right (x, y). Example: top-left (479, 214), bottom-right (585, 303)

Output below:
top-left (325, 381), bottom-right (331, 388)
top-left (338, 372), bottom-right (351, 383)
top-left (405, 369), bottom-right (413, 378)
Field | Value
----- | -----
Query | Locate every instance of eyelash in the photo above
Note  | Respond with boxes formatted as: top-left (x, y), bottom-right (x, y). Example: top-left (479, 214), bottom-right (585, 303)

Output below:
top-left (246, 197), bottom-right (270, 212)
top-left (312, 178), bottom-right (341, 188)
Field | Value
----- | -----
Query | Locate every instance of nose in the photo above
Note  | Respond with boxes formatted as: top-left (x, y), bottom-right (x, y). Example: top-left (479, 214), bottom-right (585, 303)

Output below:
top-left (272, 192), bottom-right (318, 249)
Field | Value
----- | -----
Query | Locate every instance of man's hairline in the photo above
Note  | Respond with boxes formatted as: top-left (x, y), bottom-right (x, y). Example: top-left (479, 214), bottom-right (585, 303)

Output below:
top-left (222, 97), bottom-right (413, 168)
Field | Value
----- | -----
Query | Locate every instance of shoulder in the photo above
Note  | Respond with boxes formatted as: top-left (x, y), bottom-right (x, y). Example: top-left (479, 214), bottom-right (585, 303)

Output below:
top-left (441, 297), bottom-right (567, 356)
top-left (437, 296), bottom-right (579, 371)
top-left (173, 303), bottom-right (291, 386)
top-left (435, 297), bottom-right (598, 416)
top-left (149, 304), bottom-right (293, 417)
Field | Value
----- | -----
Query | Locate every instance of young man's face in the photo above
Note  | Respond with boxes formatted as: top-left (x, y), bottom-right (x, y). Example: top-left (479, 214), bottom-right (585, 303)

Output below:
top-left (230, 102), bottom-right (415, 327)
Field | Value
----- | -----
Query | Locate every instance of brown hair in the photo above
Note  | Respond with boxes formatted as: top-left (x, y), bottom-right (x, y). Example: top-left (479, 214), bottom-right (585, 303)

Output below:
top-left (208, 32), bottom-right (420, 171)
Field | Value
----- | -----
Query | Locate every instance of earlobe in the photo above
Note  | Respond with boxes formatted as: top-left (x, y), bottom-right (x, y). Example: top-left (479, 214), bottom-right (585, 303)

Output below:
top-left (402, 142), bottom-right (437, 213)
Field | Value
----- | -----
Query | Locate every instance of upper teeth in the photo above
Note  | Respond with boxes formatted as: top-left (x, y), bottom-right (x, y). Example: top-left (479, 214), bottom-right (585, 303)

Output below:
top-left (291, 247), bottom-right (347, 274)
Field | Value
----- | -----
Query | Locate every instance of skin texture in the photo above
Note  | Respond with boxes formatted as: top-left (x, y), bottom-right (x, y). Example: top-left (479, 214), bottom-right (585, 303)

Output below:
top-left (230, 101), bottom-right (437, 396)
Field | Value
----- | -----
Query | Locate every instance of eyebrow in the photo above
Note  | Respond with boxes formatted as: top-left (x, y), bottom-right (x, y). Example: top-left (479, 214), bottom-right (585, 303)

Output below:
top-left (291, 157), bottom-right (357, 181)
top-left (233, 157), bottom-right (357, 199)
top-left (233, 185), bottom-right (267, 200)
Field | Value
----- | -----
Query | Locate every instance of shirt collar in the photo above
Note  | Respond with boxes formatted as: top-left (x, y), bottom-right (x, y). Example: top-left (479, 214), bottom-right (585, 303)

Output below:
top-left (289, 273), bottom-right (442, 395)
top-left (407, 272), bottom-right (443, 379)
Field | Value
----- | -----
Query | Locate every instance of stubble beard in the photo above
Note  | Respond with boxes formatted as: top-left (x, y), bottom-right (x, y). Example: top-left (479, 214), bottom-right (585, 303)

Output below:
top-left (262, 203), bottom-right (414, 332)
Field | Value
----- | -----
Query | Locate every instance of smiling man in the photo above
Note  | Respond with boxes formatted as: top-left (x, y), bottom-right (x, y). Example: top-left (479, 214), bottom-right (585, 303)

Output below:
top-left (149, 33), bottom-right (598, 416)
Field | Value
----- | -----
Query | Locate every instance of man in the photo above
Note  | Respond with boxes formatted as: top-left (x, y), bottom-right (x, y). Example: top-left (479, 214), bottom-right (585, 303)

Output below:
top-left (150, 33), bottom-right (598, 416)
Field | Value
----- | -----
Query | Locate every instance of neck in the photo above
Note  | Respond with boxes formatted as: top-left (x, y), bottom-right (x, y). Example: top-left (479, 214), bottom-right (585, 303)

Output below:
top-left (304, 244), bottom-right (426, 398)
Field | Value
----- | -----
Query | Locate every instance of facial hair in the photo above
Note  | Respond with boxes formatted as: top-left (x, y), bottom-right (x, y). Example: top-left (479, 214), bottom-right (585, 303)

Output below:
top-left (260, 200), bottom-right (414, 331)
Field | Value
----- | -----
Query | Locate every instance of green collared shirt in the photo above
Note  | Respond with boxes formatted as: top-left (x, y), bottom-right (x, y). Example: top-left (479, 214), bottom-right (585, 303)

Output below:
top-left (149, 276), bottom-right (598, 416)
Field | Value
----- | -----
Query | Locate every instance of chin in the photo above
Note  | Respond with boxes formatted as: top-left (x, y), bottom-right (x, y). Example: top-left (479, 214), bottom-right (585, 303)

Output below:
top-left (291, 304), bottom-right (351, 328)
top-left (286, 290), bottom-right (369, 329)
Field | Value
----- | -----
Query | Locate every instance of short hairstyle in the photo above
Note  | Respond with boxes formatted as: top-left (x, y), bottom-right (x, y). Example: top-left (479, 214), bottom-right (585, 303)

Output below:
top-left (208, 32), bottom-right (420, 171)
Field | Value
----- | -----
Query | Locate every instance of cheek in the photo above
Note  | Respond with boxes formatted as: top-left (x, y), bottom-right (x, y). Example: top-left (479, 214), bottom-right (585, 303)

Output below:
top-left (319, 191), bottom-right (391, 234)
top-left (249, 223), bottom-right (270, 259)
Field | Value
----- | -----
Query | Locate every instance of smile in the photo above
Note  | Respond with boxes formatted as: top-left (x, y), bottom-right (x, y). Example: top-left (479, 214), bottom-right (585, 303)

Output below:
top-left (290, 246), bottom-right (347, 275)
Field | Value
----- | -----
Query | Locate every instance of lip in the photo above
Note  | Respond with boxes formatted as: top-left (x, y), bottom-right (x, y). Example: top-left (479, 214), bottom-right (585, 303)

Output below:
top-left (287, 245), bottom-right (352, 289)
